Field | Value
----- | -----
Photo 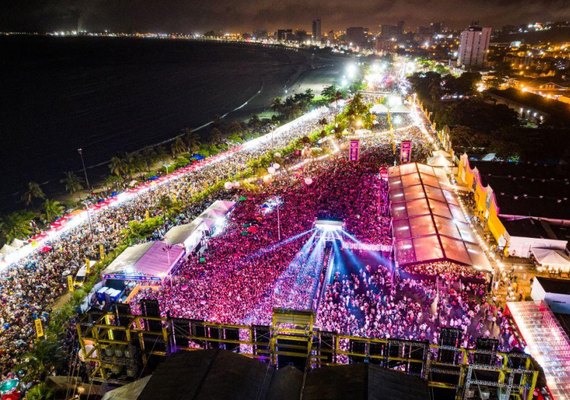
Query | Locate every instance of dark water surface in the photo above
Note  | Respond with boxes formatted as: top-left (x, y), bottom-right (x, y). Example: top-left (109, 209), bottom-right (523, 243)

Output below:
top-left (0, 36), bottom-right (326, 209)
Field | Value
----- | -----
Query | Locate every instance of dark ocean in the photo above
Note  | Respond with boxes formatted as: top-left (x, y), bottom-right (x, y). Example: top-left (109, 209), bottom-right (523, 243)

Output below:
top-left (0, 36), bottom-right (337, 210)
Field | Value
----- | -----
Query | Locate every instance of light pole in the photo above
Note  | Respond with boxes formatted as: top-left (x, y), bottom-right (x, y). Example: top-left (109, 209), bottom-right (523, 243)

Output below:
top-left (277, 203), bottom-right (281, 241)
top-left (77, 148), bottom-right (91, 192)
top-left (274, 196), bottom-right (282, 241)
top-left (82, 200), bottom-right (95, 239)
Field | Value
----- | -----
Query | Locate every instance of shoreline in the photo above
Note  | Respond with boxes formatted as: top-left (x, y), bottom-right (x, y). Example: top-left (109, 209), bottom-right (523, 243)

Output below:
top-left (0, 38), bottom-right (343, 212)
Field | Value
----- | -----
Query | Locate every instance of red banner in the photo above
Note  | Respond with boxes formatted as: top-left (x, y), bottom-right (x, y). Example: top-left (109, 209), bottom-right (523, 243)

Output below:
top-left (349, 139), bottom-right (360, 162)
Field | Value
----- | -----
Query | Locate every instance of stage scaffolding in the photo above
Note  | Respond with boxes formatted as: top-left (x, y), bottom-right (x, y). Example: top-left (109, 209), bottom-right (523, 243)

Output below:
top-left (77, 307), bottom-right (538, 399)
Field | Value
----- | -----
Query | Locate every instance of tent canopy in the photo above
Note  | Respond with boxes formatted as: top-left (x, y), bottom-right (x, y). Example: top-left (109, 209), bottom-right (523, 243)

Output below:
top-left (0, 244), bottom-right (16, 256)
top-left (370, 103), bottom-right (388, 114)
top-left (389, 163), bottom-right (490, 270)
top-left (427, 150), bottom-right (454, 168)
top-left (164, 201), bottom-right (236, 250)
top-left (9, 239), bottom-right (26, 249)
top-left (102, 241), bottom-right (185, 282)
top-left (164, 218), bottom-right (207, 249)
top-left (532, 248), bottom-right (570, 268)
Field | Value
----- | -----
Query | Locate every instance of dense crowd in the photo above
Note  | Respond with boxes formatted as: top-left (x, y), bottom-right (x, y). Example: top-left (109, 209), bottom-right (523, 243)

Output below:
top-left (0, 93), bottom-right (511, 381)
top-left (131, 146), bottom-right (397, 325)
top-left (0, 105), bottom-right (337, 377)
top-left (316, 257), bottom-right (514, 351)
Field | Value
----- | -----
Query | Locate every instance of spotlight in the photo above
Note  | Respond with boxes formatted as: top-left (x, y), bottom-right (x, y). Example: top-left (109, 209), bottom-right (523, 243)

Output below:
top-left (315, 219), bottom-right (344, 232)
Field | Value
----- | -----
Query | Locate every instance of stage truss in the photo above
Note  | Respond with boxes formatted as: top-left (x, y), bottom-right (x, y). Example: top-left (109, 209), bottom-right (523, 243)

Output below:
top-left (77, 308), bottom-right (538, 399)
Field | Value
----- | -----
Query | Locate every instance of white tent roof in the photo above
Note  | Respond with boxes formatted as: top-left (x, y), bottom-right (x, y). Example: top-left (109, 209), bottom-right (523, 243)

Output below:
top-left (0, 244), bottom-right (16, 256)
top-left (102, 242), bottom-right (154, 276)
top-left (164, 218), bottom-right (205, 246)
top-left (532, 248), bottom-right (570, 268)
top-left (10, 239), bottom-right (26, 249)
top-left (427, 153), bottom-right (454, 168)
top-left (433, 150), bottom-right (452, 158)
top-left (390, 104), bottom-right (410, 114)
top-left (370, 103), bottom-right (389, 114)
top-left (198, 200), bottom-right (235, 219)
top-left (196, 200), bottom-right (236, 227)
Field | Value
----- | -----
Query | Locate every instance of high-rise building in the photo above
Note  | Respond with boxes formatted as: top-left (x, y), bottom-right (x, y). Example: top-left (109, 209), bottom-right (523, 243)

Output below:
top-left (276, 29), bottom-right (293, 42)
top-left (380, 21), bottom-right (404, 38)
top-left (295, 30), bottom-right (310, 43)
top-left (346, 27), bottom-right (367, 48)
top-left (457, 26), bottom-right (492, 68)
top-left (312, 19), bottom-right (322, 42)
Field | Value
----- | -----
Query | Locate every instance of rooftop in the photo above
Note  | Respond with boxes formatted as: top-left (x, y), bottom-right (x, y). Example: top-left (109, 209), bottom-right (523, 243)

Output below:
top-left (470, 161), bottom-right (570, 220)
top-left (501, 218), bottom-right (559, 240)
top-left (487, 88), bottom-right (570, 123)
top-left (138, 350), bottom-right (431, 400)
top-left (389, 163), bottom-right (490, 269)
top-left (535, 277), bottom-right (570, 295)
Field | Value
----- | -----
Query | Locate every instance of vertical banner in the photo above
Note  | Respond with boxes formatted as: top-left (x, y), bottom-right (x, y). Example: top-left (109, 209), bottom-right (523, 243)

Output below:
top-left (379, 166), bottom-right (388, 181)
top-left (400, 140), bottom-right (412, 164)
top-left (349, 139), bottom-right (360, 162)
top-left (100, 244), bottom-right (105, 260)
top-left (68, 275), bottom-right (74, 292)
top-left (34, 318), bottom-right (44, 338)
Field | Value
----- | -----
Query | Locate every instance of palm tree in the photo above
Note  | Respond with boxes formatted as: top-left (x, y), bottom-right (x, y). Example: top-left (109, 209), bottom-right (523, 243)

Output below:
top-left (60, 171), bottom-right (83, 195)
top-left (124, 153), bottom-right (139, 178)
top-left (183, 129), bottom-right (201, 153)
top-left (109, 155), bottom-right (127, 178)
top-left (21, 181), bottom-right (45, 206)
top-left (271, 97), bottom-right (283, 113)
top-left (171, 137), bottom-right (187, 157)
top-left (23, 337), bottom-right (64, 381)
top-left (321, 85), bottom-right (338, 102)
top-left (22, 383), bottom-right (54, 400)
top-left (43, 199), bottom-right (65, 222)
top-left (247, 114), bottom-right (261, 129)
top-left (141, 147), bottom-right (156, 172)
top-left (210, 127), bottom-right (224, 144)
top-left (0, 211), bottom-right (35, 242)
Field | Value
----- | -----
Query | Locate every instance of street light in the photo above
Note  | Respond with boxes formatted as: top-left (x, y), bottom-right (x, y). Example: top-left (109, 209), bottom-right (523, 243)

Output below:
top-left (82, 199), bottom-right (95, 239)
top-left (77, 148), bottom-right (91, 192)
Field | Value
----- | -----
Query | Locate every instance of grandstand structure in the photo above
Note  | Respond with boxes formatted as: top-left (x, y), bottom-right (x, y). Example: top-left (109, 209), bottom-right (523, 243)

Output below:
top-left (77, 304), bottom-right (538, 400)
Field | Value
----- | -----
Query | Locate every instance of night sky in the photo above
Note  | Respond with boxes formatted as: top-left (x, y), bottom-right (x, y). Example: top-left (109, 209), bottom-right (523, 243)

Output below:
top-left (1, 0), bottom-right (569, 33)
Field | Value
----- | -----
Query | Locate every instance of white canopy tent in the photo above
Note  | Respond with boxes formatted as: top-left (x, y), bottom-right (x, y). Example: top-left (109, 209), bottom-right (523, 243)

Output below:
top-left (370, 103), bottom-right (389, 114)
top-left (9, 239), bottom-right (26, 249)
top-left (428, 150), bottom-right (454, 168)
top-left (390, 104), bottom-right (410, 114)
top-left (0, 244), bottom-right (16, 257)
top-left (163, 200), bottom-right (236, 252)
top-left (164, 219), bottom-right (208, 253)
top-left (532, 248), bottom-right (570, 272)
top-left (102, 242), bottom-right (154, 277)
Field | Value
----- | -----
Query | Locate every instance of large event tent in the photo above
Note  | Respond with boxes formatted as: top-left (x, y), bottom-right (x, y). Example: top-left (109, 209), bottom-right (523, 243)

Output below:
top-left (389, 163), bottom-right (490, 270)
top-left (164, 200), bottom-right (236, 251)
top-left (531, 248), bottom-right (570, 272)
top-left (102, 241), bottom-right (185, 282)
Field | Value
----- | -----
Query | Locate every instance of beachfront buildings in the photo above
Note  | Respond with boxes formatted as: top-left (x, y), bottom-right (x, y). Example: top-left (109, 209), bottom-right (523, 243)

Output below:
top-left (458, 25), bottom-right (492, 68)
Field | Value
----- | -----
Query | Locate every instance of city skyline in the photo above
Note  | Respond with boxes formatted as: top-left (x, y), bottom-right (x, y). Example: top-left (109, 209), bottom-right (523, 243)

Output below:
top-left (2, 0), bottom-right (570, 33)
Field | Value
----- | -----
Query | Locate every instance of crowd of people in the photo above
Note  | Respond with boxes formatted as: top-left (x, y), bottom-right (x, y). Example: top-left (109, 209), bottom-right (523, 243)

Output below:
top-left (0, 92), bottom-right (515, 381)
top-left (0, 105), bottom-right (338, 377)
top-left (131, 149), bottom-right (396, 325)
top-left (316, 256), bottom-right (515, 351)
